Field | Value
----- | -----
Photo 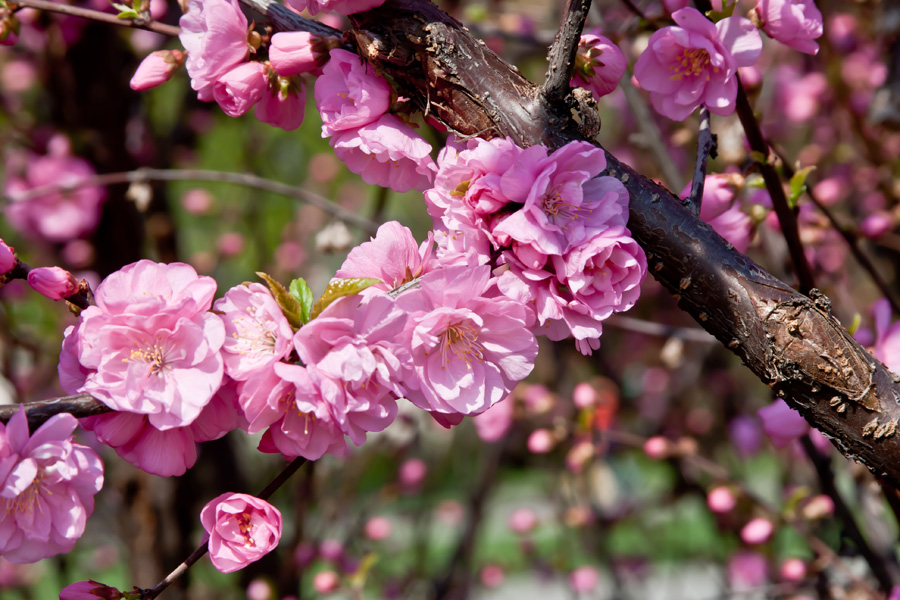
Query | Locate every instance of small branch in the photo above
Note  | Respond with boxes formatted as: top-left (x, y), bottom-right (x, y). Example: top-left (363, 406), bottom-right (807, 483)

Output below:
top-left (541, 0), bottom-right (592, 104)
top-left (9, 393), bottom-right (111, 429)
top-left (604, 314), bottom-right (716, 343)
top-left (4, 168), bottom-right (380, 234)
top-left (145, 457), bottom-right (308, 599)
top-left (10, 0), bottom-right (181, 36)
top-left (733, 77), bottom-right (816, 294)
top-left (683, 106), bottom-right (714, 216)
top-left (618, 0), bottom-right (647, 20)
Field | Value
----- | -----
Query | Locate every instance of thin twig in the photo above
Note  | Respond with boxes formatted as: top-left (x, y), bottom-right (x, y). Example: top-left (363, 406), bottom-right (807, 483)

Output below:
top-left (145, 457), bottom-right (308, 599)
top-left (10, 0), bottom-right (181, 36)
top-left (4, 168), bottom-right (380, 234)
top-left (684, 106), bottom-right (714, 216)
top-left (618, 0), bottom-right (647, 20)
top-left (733, 77), bottom-right (816, 294)
top-left (541, 0), bottom-right (592, 104)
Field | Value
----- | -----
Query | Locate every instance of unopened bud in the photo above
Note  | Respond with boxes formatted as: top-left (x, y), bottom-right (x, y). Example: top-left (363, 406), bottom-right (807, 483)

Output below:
top-left (27, 266), bottom-right (78, 300)
top-left (0, 238), bottom-right (16, 275)
top-left (130, 50), bottom-right (185, 91)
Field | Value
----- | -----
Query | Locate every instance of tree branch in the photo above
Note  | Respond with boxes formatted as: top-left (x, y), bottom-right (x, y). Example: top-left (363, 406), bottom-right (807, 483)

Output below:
top-left (684, 106), bottom-right (713, 216)
top-left (10, 0), bottom-right (181, 36)
top-left (541, 0), bottom-right (592, 105)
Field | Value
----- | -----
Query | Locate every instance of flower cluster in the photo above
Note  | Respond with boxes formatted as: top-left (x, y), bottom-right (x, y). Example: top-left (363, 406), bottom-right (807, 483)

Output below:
top-left (314, 49), bottom-right (436, 193)
top-left (425, 138), bottom-right (646, 354)
top-left (0, 409), bottom-right (104, 563)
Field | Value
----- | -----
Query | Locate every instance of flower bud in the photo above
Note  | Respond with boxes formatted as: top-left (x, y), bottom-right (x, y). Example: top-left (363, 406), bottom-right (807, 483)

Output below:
top-left (0, 238), bottom-right (16, 274)
top-left (27, 266), bottom-right (78, 300)
top-left (269, 32), bottom-right (326, 76)
top-left (740, 517), bottom-right (774, 545)
top-left (130, 50), bottom-right (185, 91)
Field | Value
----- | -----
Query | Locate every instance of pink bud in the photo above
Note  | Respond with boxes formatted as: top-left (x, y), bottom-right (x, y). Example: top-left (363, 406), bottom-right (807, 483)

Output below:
top-left (246, 578), bottom-right (272, 600)
top-left (566, 439), bottom-right (595, 473)
top-left (213, 62), bottom-right (269, 117)
top-left (364, 516), bottom-right (392, 541)
top-left (59, 580), bottom-right (124, 600)
top-left (568, 566), bottom-right (599, 594)
top-left (27, 266), bottom-right (78, 300)
top-left (269, 32), bottom-right (324, 76)
top-left (181, 189), bottom-right (214, 214)
top-left (319, 539), bottom-right (344, 562)
top-left (707, 486), bottom-right (737, 514)
top-left (572, 382), bottom-right (597, 409)
top-left (643, 436), bottom-right (669, 459)
top-left (861, 213), bottom-right (893, 238)
top-left (480, 565), bottom-right (505, 588)
top-left (571, 32), bottom-right (626, 99)
top-left (507, 508), bottom-right (537, 534)
top-left (312, 570), bottom-right (340, 593)
top-left (130, 50), bottom-right (185, 91)
top-left (527, 429), bottom-right (554, 454)
top-left (398, 458), bottom-right (427, 490)
top-left (779, 558), bottom-right (806, 582)
top-left (740, 517), bottom-right (774, 545)
top-left (800, 494), bottom-right (834, 520)
top-left (0, 238), bottom-right (16, 274)
top-left (217, 232), bottom-right (245, 257)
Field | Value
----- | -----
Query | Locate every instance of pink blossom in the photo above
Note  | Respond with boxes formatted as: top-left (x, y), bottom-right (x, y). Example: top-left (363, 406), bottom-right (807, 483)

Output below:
top-left (285, 0), bottom-right (385, 16)
top-left (314, 48), bottom-right (391, 136)
top-left (396, 266), bottom-right (538, 415)
top-left (27, 266), bottom-right (77, 300)
top-left (507, 508), bottom-right (537, 534)
top-left (680, 175), bottom-right (753, 252)
top-left (755, 0), bottom-right (823, 55)
top-left (571, 31), bottom-right (626, 99)
top-left (179, 0), bottom-right (250, 101)
top-left (780, 558), bottom-right (806, 582)
top-left (707, 486), bottom-right (737, 513)
top-left (472, 394), bottom-right (514, 442)
top-left (569, 566), bottom-right (599, 594)
top-left (872, 298), bottom-right (900, 374)
top-left (4, 140), bottom-right (105, 243)
top-left (364, 516), bottom-right (391, 540)
top-left (0, 409), bottom-right (103, 563)
top-left (269, 32), bottom-right (326, 76)
top-left (201, 492), bottom-right (282, 573)
top-left (480, 565), bottom-right (505, 588)
top-left (130, 49), bottom-right (185, 91)
top-left (398, 458), bottom-right (427, 490)
top-left (64, 261), bottom-right (225, 431)
top-left (59, 580), bottom-right (124, 600)
top-left (213, 62), bottom-right (268, 117)
top-left (633, 7), bottom-right (762, 120)
top-left (0, 239), bottom-right (16, 275)
top-left (740, 517), bottom-right (774, 544)
top-left (312, 570), bottom-right (340, 593)
top-left (213, 283), bottom-right (294, 381)
top-left (291, 294), bottom-right (407, 445)
top-left (254, 83), bottom-right (306, 131)
top-left (331, 114), bottom-right (436, 193)
top-left (335, 220), bottom-right (435, 292)
top-left (728, 551), bottom-right (768, 588)
top-left (757, 399), bottom-right (808, 448)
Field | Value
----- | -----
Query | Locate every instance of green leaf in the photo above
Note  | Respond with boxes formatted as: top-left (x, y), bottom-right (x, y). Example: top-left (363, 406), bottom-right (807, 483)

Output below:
top-left (748, 150), bottom-right (768, 165)
top-left (848, 312), bottom-right (862, 336)
top-left (311, 277), bottom-right (382, 320)
top-left (114, 6), bottom-right (140, 18)
top-left (787, 166), bottom-right (816, 209)
top-left (289, 278), bottom-right (314, 325)
top-left (257, 272), bottom-right (306, 330)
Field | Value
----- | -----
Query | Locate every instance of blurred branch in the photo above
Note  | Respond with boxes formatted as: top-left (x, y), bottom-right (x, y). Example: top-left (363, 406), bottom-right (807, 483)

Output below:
top-left (3, 168), bottom-right (380, 234)
top-left (683, 106), bottom-right (713, 216)
top-left (10, 0), bottom-right (181, 36)
top-left (605, 314), bottom-right (716, 343)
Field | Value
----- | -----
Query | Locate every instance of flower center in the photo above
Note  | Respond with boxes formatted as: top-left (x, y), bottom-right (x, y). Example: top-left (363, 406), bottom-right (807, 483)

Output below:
top-left (669, 48), bottom-right (715, 81)
top-left (5, 468), bottom-right (44, 516)
top-left (231, 306), bottom-right (278, 356)
top-left (440, 321), bottom-right (483, 367)
top-left (237, 510), bottom-right (256, 548)
top-left (128, 338), bottom-right (170, 376)
top-left (541, 187), bottom-right (582, 226)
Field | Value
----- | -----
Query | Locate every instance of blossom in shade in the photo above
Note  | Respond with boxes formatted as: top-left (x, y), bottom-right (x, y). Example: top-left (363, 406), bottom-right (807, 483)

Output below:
top-left (285, 0), bottom-right (385, 16)
top-left (213, 62), bottom-right (268, 117)
top-left (314, 48), bottom-right (391, 137)
top-left (335, 220), bottom-right (435, 291)
top-left (633, 7), bottom-right (762, 120)
top-left (396, 265), bottom-right (538, 415)
top-left (254, 83), bottom-right (306, 131)
top-left (26, 266), bottom-right (77, 300)
top-left (62, 260), bottom-right (225, 432)
top-left (871, 298), bottom-right (900, 374)
top-left (201, 492), bottom-right (282, 573)
top-left (214, 283), bottom-right (294, 381)
top-left (757, 399), bottom-right (808, 447)
top-left (472, 394), bottom-right (514, 442)
top-left (0, 239), bottom-right (15, 274)
top-left (0, 409), bottom-right (104, 563)
top-left (571, 31), bottom-right (626, 99)
top-left (179, 0), bottom-right (250, 101)
top-left (130, 49), bottom-right (185, 91)
top-left (754, 0), bottom-right (823, 55)
top-left (59, 580), bottom-right (124, 600)
top-left (331, 114), bottom-right (436, 193)
top-left (269, 32), bottom-right (326, 76)
top-left (4, 137), bottom-right (105, 243)
top-left (681, 175), bottom-right (753, 253)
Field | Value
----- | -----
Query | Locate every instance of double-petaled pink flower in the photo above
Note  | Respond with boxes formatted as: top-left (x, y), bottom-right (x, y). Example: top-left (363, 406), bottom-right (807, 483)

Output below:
top-left (201, 492), bottom-right (282, 573)
top-left (633, 7), bottom-right (761, 120)
top-left (0, 409), bottom-right (103, 563)
top-left (179, 0), bottom-right (250, 101)
top-left (336, 220), bottom-right (435, 293)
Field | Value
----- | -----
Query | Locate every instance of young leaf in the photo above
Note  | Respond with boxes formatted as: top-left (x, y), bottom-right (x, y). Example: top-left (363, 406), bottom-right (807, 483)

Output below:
top-left (257, 272), bottom-right (306, 330)
top-left (289, 278), bottom-right (314, 325)
top-left (310, 277), bottom-right (382, 319)
top-left (787, 166), bottom-right (816, 209)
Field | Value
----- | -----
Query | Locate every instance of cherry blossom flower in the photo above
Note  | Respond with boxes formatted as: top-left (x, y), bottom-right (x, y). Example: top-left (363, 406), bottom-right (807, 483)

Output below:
top-left (633, 7), bottom-right (762, 120)
top-left (179, 0), bottom-right (250, 101)
top-left (335, 221), bottom-right (435, 292)
top-left (571, 31), bottom-right (626, 99)
top-left (680, 174), bottom-right (753, 253)
top-left (213, 62), bottom-right (268, 117)
top-left (26, 266), bottom-right (77, 300)
top-left (269, 32), bottom-right (327, 77)
top-left (754, 0), bottom-right (823, 55)
top-left (214, 283), bottom-right (294, 381)
top-left (0, 409), bottom-right (103, 563)
top-left (130, 49), bottom-right (185, 91)
top-left (330, 114), bottom-right (436, 193)
top-left (201, 493), bottom-right (282, 573)
top-left (314, 48), bottom-right (391, 137)
top-left (0, 239), bottom-right (15, 274)
top-left (4, 136), bottom-right (105, 243)
top-left (396, 266), bottom-right (537, 415)
top-left (62, 260), bottom-right (225, 431)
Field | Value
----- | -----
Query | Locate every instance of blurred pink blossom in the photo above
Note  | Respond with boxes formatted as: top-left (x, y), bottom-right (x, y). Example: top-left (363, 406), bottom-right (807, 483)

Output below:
top-left (569, 566), bottom-right (599, 594)
top-left (528, 429), bottom-right (554, 454)
top-left (707, 486), bottom-right (737, 513)
top-left (757, 399), bottom-right (808, 448)
top-left (480, 565), bottom-right (505, 588)
top-left (728, 551), bottom-right (768, 588)
top-left (398, 458), bottom-right (427, 490)
top-left (740, 517), bottom-right (774, 544)
top-left (508, 508), bottom-right (538, 534)
top-left (472, 394), bottom-right (514, 442)
top-left (181, 189), bottom-right (214, 214)
top-left (59, 580), bottom-right (123, 600)
top-left (780, 558), bottom-right (806, 582)
top-left (0, 239), bottom-right (16, 274)
top-left (312, 570), bottom-right (340, 593)
top-left (364, 516), bottom-right (392, 541)
top-left (754, 0), bottom-right (823, 55)
top-left (201, 492), bottom-right (282, 573)
top-left (681, 175), bottom-right (753, 253)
